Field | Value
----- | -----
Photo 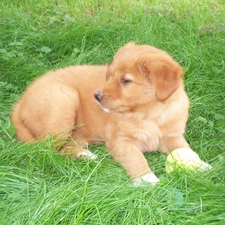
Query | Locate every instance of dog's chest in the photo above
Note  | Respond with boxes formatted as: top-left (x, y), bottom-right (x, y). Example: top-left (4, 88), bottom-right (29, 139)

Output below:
top-left (136, 120), bottom-right (162, 152)
top-left (120, 119), bottom-right (162, 152)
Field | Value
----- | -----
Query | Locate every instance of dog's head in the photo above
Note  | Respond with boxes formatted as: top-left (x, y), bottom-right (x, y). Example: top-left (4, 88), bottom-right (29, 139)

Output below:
top-left (94, 42), bottom-right (184, 113)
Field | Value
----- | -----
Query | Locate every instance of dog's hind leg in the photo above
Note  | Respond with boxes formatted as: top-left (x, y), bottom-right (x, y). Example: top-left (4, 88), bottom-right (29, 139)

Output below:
top-left (44, 89), bottom-right (97, 160)
top-left (11, 84), bottom-right (96, 160)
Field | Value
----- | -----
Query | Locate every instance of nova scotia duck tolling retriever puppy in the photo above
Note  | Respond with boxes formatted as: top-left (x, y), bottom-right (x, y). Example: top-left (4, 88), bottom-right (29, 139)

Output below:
top-left (11, 42), bottom-right (211, 185)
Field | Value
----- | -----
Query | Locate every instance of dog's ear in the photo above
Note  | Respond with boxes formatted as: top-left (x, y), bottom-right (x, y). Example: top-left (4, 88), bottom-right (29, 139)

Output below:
top-left (106, 62), bottom-right (113, 80)
top-left (145, 61), bottom-right (183, 101)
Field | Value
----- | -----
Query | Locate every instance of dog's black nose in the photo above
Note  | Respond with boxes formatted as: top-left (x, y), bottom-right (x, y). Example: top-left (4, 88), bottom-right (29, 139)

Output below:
top-left (94, 91), bottom-right (103, 102)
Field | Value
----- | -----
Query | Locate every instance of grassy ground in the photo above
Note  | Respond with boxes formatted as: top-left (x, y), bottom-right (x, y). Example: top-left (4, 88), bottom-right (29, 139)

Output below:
top-left (1, 0), bottom-right (225, 224)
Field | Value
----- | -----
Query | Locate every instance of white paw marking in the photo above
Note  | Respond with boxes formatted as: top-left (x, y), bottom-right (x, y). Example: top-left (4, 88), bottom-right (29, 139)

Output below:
top-left (133, 172), bottom-right (160, 186)
top-left (200, 161), bottom-right (212, 171)
top-left (77, 150), bottom-right (98, 160)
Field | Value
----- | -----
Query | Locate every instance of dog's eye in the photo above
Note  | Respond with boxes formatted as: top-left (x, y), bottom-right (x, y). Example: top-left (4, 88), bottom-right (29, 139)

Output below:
top-left (120, 78), bottom-right (132, 84)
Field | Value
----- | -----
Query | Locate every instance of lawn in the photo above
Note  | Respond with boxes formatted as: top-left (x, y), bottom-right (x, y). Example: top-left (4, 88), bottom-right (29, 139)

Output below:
top-left (0, 0), bottom-right (225, 224)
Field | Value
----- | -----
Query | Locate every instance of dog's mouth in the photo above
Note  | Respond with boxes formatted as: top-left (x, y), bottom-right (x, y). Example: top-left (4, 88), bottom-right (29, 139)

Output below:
top-left (94, 99), bottom-right (111, 113)
top-left (96, 101), bottom-right (132, 114)
top-left (100, 105), bottom-right (111, 113)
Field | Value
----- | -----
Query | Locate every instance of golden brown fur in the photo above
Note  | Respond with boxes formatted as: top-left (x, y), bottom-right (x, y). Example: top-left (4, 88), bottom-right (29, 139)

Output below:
top-left (11, 43), bottom-right (191, 181)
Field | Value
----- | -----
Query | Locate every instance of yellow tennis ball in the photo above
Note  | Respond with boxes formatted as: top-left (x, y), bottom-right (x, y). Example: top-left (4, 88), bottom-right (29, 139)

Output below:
top-left (165, 148), bottom-right (203, 173)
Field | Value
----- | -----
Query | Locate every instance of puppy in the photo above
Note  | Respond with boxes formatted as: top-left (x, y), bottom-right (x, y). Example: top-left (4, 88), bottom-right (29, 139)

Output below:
top-left (11, 42), bottom-right (206, 185)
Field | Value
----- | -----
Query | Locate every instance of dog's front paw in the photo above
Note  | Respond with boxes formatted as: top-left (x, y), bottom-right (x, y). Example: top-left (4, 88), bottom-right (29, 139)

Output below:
top-left (200, 161), bottom-right (212, 171)
top-left (133, 172), bottom-right (160, 186)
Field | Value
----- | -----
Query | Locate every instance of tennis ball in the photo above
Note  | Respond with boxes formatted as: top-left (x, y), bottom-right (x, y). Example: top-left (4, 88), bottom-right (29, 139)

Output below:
top-left (165, 148), bottom-right (203, 173)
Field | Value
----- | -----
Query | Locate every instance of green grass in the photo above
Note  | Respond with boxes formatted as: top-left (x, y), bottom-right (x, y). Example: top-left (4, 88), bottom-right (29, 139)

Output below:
top-left (1, 0), bottom-right (225, 224)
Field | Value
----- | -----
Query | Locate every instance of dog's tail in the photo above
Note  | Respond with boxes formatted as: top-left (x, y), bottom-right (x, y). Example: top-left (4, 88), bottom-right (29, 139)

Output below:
top-left (11, 101), bottom-right (35, 143)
